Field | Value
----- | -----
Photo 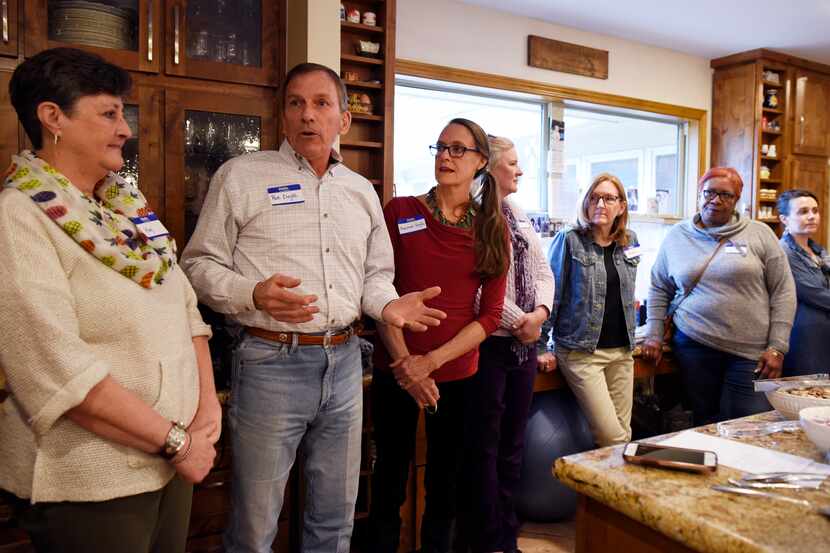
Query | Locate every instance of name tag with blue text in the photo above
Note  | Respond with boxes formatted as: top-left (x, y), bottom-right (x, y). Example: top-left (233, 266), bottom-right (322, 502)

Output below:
top-left (268, 184), bottom-right (304, 206)
top-left (130, 213), bottom-right (169, 239)
top-left (624, 245), bottom-right (642, 259)
top-left (398, 216), bottom-right (427, 235)
top-left (724, 241), bottom-right (747, 255)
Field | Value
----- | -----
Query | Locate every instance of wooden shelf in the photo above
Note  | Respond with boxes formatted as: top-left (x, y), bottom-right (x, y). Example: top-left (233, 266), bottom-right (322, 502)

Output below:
top-left (350, 112), bottom-right (384, 121)
top-left (762, 128), bottom-right (782, 135)
top-left (761, 155), bottom-right (781, 161)
top-left (760, 178), bottom-right (782, 184)
top-left (759, 198), bottom-right (778, 203)
top-left (341, 139), bottom-right (383, 149)
top-left (762, 107), bottom-right (784, 114)
top-left (342, 54), bottom-right (384, 66)
top-left (341, 21), bottom-right (385, 34)
top-left (345, 79), bottom-right (383, 89)
top-left (762, 80), bottom-right (783, 87)
top-left (759, 217), bottom-right (779, 223)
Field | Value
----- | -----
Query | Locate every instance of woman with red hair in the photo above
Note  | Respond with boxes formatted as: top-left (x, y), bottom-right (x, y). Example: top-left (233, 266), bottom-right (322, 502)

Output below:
top-left (641, 167), bottom-right (796, 425)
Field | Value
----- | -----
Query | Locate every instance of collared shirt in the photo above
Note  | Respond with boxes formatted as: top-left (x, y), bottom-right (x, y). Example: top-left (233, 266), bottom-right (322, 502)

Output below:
top-left (180, 139), bottom-right (398, 332)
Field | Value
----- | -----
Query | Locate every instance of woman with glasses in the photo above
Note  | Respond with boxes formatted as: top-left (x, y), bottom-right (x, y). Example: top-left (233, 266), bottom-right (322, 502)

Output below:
top-left (546, 173), bottom-right (639, 447)
top-left (367, 118), bottom-right (508, 553)
top-left (641, 167), bottom-right (795, 425)
top-left (776, 189), bottom-right (830, 377)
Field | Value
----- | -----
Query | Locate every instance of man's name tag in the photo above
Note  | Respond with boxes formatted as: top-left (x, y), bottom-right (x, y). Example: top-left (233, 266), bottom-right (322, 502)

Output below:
top-left (130, 213), bottom-right (169, 239)
top-left (398, 216), bottom-right (427, 235)
top-left (725, 241), bottom-right (747, 255)
top-left (624, 245), bottom-right (642, 259)
top-left (268, 184), bottom-right (304, 206)
top-left (518, 220), bottom-right (533, 229)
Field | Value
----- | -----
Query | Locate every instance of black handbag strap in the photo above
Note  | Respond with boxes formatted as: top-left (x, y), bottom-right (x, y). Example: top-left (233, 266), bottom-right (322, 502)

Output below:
top-left (667, 237), bottom-right (728, 317)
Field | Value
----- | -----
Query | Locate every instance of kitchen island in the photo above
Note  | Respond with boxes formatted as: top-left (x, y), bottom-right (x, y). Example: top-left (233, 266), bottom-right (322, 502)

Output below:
top-left (554, 411), bottom-right (830, 553)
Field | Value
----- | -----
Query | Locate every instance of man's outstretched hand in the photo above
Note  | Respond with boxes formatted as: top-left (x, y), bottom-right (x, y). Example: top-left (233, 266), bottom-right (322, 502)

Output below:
top-left (381, 286), bottom-right (446, 332)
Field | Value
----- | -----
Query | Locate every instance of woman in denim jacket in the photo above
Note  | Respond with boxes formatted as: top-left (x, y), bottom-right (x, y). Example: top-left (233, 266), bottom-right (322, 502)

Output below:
top-left (547, 173), bottom-right (639, 446)
top-left (778, 189), bottom-right (830, 376)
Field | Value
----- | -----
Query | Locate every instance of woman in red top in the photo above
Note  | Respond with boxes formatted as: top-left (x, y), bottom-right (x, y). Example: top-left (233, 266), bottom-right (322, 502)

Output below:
top-left (367, 118), bottom-right (509, 553)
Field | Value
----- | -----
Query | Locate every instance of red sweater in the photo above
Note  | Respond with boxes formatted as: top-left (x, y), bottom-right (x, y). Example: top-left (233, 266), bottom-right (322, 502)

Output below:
top-left (375, 196), bottom-right (507, 383)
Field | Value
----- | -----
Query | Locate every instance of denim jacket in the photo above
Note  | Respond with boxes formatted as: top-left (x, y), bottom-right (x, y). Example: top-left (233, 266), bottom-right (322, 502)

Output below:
top-left (546, 227), bottom-right (639, 352)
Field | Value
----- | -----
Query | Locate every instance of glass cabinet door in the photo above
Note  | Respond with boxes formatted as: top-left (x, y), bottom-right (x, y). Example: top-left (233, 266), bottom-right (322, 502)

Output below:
top-left (0, 0), bottom-right (19, 57)
top-left (165, 0), bottom-right (279, 86)
top-left (24, 0), bottom-right (161, 73)
top-left (164, 88), bottom-right (276, 245)
top-left (181, 110), bottom-right (262, 239)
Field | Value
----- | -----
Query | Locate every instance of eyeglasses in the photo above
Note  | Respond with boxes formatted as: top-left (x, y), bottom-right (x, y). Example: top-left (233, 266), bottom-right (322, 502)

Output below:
top-left (701, 189), bottom-right (737, 202)
top-left (589, 193), bottom-right (621, 206)
top-left (429, 143), bottom-right (480, 158)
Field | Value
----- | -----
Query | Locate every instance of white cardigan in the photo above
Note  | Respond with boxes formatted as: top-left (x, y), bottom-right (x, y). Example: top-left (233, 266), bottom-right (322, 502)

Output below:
top-left (0, 189), bottom-right (212, 503)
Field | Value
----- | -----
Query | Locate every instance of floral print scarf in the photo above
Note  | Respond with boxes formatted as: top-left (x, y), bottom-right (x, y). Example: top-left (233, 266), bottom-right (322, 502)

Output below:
top-left (3, 151), bottom-right (176, 288)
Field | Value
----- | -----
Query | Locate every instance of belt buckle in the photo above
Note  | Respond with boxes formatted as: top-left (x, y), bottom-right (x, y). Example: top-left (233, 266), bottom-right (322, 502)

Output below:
top-left (323, 331), bottom-right (332, 348)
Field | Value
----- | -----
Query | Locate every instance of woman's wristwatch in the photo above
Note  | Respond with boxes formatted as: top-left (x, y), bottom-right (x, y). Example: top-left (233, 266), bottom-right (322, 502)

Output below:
top-left (766, 347), bottom-right (783, 359)
top-left (160, 421), bottom-right (188, 460)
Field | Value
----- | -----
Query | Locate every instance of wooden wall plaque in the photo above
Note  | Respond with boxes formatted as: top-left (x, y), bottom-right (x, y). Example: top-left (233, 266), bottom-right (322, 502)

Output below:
top-left (528, 35), bottom-right (609, 79)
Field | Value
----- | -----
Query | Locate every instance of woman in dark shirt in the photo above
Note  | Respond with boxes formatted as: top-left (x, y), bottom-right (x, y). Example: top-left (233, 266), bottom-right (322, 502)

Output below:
top-left (547, 173), bottom-right (639, 446)
top-left (778, 189), bottom-right (830, 376)
top-left (367, 118), bottom-right (509, 553)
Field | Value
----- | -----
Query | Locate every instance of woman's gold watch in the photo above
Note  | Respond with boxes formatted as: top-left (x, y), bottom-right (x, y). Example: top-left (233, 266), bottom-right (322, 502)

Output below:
top-left (767, 348), bottom-right (783, 359)
top-left (160, 421), bottom-right (188, 459)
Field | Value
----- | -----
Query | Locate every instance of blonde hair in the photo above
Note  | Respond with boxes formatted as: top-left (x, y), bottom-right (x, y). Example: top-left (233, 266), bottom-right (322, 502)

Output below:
top-left (576, 172), bottom-right (631, 247)
top-left (486, 135), bottom-right (515, 172)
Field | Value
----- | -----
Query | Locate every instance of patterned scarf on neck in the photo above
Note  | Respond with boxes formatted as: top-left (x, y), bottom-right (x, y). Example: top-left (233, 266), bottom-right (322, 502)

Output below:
top-left (3, 151), bottom-right (176, 288)
top-left (502, 204), bottom-right (534, 363)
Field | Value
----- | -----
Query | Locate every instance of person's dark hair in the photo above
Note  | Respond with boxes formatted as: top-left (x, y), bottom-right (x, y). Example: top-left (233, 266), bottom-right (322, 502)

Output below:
top-left (281, 62), bottom-right (348, 113)
top-left (9, 47), bottom-right (132, 150)
top-left (777, 188), bottom-right (819, 218)
top-left (447, 118), bottom-right (509, 280)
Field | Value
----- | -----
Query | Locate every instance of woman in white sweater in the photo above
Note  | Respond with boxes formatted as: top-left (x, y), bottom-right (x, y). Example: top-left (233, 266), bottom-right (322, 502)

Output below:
top-left (459, 135), bottom-right (554, 553)
top-left (0, 48), bottom-right (218, 553)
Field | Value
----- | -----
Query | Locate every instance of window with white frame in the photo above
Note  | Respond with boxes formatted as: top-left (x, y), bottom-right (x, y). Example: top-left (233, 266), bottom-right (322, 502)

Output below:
top-left (393, 79), bottom-right (546, 212)
top-left (560, 107), bottom-right (686, 219)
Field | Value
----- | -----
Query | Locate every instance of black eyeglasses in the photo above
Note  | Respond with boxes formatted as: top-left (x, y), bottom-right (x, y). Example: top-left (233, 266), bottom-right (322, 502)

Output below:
top-left (589, 193), bottom-right (622, 206)
top-left (429, 143), bottom-right (480, 158)
top-left (701, 189), bottom-right (737, 202)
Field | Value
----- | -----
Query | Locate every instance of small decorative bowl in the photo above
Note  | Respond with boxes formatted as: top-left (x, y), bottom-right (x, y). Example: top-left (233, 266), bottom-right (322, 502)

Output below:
top-left (766, 386), bottom-right (830, 419)
top-left (799, 406), bottom-right (830, 453)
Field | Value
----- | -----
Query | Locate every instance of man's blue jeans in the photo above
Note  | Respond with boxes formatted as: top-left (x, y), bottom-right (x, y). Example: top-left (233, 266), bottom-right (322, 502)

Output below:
top-left (671, 328), bottom-right (772, 426)
top-left (223, 333), bottom-right (363, 553)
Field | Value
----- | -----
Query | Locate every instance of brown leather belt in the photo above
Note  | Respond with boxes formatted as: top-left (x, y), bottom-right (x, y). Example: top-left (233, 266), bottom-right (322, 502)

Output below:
top-left (245, 325), bottom-right (355, 346)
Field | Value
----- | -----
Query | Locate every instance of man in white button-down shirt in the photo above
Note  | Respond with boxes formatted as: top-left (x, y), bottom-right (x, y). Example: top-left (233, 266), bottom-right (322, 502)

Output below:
top-left (181, 63), bottom-right (444, 553)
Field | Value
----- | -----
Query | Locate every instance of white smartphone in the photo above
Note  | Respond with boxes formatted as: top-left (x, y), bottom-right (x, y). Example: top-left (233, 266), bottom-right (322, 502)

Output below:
top-left (623, 442), bottom-right (718, 473)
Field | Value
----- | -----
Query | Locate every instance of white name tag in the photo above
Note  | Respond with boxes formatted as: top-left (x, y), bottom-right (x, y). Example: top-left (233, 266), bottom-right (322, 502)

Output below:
top-left (518, 220), bottom-right (532, 229)
top-left (130, 213), bottom-right (169, 239)
top-left (725, 241), bottom-right (747, 255)
top-left (398, 216), bottom-right (427, 235)
top-left (624, 245), bottom-right (642, 259)
top-left (268, 184), bottom-right (304, 206)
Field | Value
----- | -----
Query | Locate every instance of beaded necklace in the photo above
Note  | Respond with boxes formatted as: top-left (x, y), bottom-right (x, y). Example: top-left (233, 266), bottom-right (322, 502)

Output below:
top-left (425, 186), bottom-right (476, 229)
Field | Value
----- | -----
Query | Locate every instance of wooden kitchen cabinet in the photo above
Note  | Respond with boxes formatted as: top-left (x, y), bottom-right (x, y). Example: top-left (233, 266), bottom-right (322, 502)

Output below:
top-left (711, 49), bottom-right (830, 243)
top-left (793, 69), bottom-right (830, 156)
top-left (0, 0), bottom-right (18, 58)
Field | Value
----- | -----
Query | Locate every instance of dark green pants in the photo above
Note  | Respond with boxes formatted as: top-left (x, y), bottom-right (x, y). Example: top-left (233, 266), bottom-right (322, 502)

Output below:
top-left (5, 475), bottom-right (193, 553)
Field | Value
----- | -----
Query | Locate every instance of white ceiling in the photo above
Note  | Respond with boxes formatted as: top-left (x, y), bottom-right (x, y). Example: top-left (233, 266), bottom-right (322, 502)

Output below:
top-left (458, 0), bottom-right (830, 64)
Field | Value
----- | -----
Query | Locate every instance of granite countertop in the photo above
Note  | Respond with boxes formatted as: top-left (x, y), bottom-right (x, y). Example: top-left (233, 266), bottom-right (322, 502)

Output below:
top-left (554, 411), bottom-right (830, 553)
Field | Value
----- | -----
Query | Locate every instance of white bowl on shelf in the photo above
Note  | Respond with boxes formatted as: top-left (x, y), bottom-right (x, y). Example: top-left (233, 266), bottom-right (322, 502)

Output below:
top-left (799, 406), bottom-right (830, 453)
top-left (765, 386), bottom-right (830, 419)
